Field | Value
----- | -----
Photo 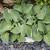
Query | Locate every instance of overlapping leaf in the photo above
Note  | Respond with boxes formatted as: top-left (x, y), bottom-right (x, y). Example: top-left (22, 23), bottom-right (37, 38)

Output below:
top-left (1, 32), bottom-right (9, 44)
top-left (32, 24), bottom-right (42, 41)
top-left (22, 4), bottom-right (33, 14)
top-left (38, 21), bottom-right (44, 33)
top-left (43, 7), bottom-right (50, 23)
top-left (0, 0), bottom-right (50, 44)
top-left (34, 5), bottom-right (47, 19)
top-left (37, 6), bottom-right (47, 19)
top-left (44, 32), bottom-right (50, 46)
top-left (0, 21), bottom-right (13, 34)
top-left (13, 4), bottom-right (33, 14)
top-left (3, 9), bottom-right (12, 23)
top-left (13, 5), bottom-right (22, 13)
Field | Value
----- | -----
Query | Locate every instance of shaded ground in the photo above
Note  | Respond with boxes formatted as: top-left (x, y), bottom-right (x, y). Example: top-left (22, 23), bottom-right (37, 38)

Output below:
top-left (0, 42), bottom-right (50, 50)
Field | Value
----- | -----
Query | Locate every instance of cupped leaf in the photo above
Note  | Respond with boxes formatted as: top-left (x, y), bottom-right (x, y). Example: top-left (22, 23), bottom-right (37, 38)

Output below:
top-left (1, 32), bottom-right (9, 44)
top-left (36, 6), bottom-right (47, 19)
top-left (43, 6), bottom-right (50, 23)
top-left (33, 4), bottom-right (41, 14)
top-left (26, 15), bottom-right (34, 25)
top-left (13, 34), bottom-right (25, 42)
top-left (8, 9), bottom-right (21, 22)
top-left (38, 21), bottom-right (44, 33)
top-left (25, 25), bottom-right (32, 37)
top-left (44, 32), bottom-right (50, 46)
top-left (32, 25), bottom-right (42, 41)
top-left (11, 24), bottom-right (20, 34)
top-left (43, 16), bottom-right (50, 24)
top-left (23, 4), bottom-right (33, 14)
top-left (32, 31), bottom-right (42, 41)
top-left (0, 21), bottom-right (13, 34)
top-left (46, 25), bottom-right (50, 32)
top-left (17, 23), bottom-right (32, 37)
top-left (3, 8), bottom-right (12, 23)
top-left (10, 34), bottom-right (17, 43)
top-left (26, 19), bottom-right (33, 25)
top-left (13, 5), bottom-right (22, 13)
top-left (18, 35), bottom-right (25, 42)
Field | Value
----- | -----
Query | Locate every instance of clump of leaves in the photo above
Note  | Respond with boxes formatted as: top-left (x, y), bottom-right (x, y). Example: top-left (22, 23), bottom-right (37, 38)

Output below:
top-left (0, 0), bottom-right (50, 45)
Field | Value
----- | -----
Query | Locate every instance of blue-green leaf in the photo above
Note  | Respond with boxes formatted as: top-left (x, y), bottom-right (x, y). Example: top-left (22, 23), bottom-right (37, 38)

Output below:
top-left (1, 32), bottom-right (9, 44)
top-left (0, 21), bottom-right (13, 34)
top-left (44, 32), bottom-right (50, 46)
top-left (37, 6), bottom-right (47, 19)
top-left (23, 4), bottom-right (33, 14)
top-left (32, 25), bottom-right (42, 41)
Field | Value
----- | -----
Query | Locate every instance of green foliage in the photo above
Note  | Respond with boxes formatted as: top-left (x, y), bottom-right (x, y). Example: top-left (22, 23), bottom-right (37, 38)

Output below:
top-left (0, 0), bottom-right (50, 45)
top-left (44, 32), bottom-right (50, 46)
top-left (1, 32), bottom-right (9, 44)
top-left (32, 24), bottom-right (42, 41)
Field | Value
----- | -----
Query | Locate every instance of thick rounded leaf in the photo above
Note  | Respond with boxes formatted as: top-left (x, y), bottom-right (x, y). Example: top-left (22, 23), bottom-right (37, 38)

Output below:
top-left (25, 25), bottom-right (32, 37)
top-left (11, 24), bottom-right (20, 34)
top-left (24, 14), bottom-right (35, 25)
top-left (33, 4), bottom-right (41, 14)
top-left (14, 34), bottom-right (25, 42)
top-left (32, 25), bottom-right (42, 41)
top-left (10, 33), bottom-right (25, 42)
top-left (11, 23), bottom-right (32, 37)
top-left (46, 25), bottom-right (50, 32)
top-left (13, 4), bottom-right (33, 14)
top-left (18, 35), bottom-right (25, 42)
top-left (11, 23), bottom-right (26, 36)
top-left (43, 12), bottom-right (50, 23)
top-left (13, 5), bottom-right (22, 13)
top-left (32, 31), bottom-right (42, 42)
top-left (38, 21), bottom-right (44, 33)
top-left (0, 21), bottom-right (13, 34)
top-left (10, 34), bottom-right (17, 43)
top-left (26, 19), bottom-right (33, 25)
top-left (43, 7), bottom-right (50, 23)
top-left (3, 9), bottom-right (12, 23)
top-left (26, 15), bottom-right (33, 25)
top-left (18, 23), bottom-right (32, 37)
top-left (1, 32), bottom-right (9, 44)
top-left (23, 4), bottom-right (33, 14)
top-left (37, 6), bottom-right (47, 19)
top-left (44, 32), bottom-right (50, 46)
top-left (8, 9), bottom-right (21, 22)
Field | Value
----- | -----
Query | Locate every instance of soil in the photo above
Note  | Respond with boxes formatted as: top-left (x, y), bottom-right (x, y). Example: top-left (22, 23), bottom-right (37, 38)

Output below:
top-left (0, 41), bottom-right (50, 50)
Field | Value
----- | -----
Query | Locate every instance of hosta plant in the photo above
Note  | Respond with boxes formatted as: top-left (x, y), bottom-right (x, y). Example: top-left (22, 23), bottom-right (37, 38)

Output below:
top-left (0, 0), bottom-right (50, 45)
